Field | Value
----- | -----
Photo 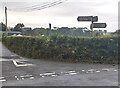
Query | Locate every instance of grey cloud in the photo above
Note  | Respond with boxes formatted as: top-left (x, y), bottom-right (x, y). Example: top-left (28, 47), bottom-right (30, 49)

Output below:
top-left (0, 0), bottom-right (118, 31)
top-left (42, 1), bottom-right (99, 17)
top-left (41, 0), bottom-right (114, 17)
top-left (1, 0), bottom-right (111, 16)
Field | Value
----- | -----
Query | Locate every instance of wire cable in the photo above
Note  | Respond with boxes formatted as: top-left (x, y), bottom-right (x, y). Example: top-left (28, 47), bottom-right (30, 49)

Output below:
top-left (7, 0), bottom-right (67, 12)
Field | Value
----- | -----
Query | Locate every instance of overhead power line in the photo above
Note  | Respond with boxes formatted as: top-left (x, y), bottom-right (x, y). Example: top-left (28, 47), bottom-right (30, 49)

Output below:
top-left (8, 0), bottom-right (67, 12)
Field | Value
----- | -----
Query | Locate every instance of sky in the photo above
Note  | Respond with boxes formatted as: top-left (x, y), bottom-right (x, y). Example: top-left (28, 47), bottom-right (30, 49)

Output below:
top-left (0, 0), bottom-right (119, 32)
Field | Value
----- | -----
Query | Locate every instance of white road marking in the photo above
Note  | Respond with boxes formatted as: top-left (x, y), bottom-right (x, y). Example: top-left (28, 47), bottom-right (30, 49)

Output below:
top-left (40, 72), bottom-right (58, 77)
top-left (102, 68), bottom-right (110, 71)
top-left (12, 60), bottom-right (34, 67)
top-left (88, 69), bottom-right (96, 72)
top-left (82, 70), bottom-right (85, 72)
top-left (51, 75), bottom-right (57, 77)
top-left (61, 70), bottom-right (78, 75)
top-left (15, 76), bottom-right (18, 78)
top-left (87, 69), bottom-right (96, 73)
top-left (20, 75), bottom-right (33, 78)
top-left (69, 72), bottom-right (77, 75)
top-left (40, 74), bottom-right (43, 76)
top-left (101, 68), bottom-right (118, 72)
top-left (29, 77), bottom-right (34, 79)
top-left (0, 77), bottom-right (4, 79)
top-left (15, 76), bottom-right (20, 80)
top-left (86, 69), bottom-right (100, 73)
top-left (68, 71), bottom-right (76, 73)
top-left (17, 61), bottom-right (25, 64)
top-left (109, 68), bottom-right (118, 71)
top-left (21, 78), bottom-right (24, 80)
top-left (96, 70), bottom-right (100, 73)
top-left (67, 71), bottom-right (78, 75)
top-left (0, 77), bottom-right (6, 82)
top-left (0, 58), bottom-right (11, 62)
top-left (1, 67), bottom-right (117, 82)
top-left (114, 69), bottom-right (117, 72)
top-left (43, 72), bottom-right (56, 76)
top-left (41, 76), bottom-right (45, 78)
top-left (0, 79), bottom-right (6, 82)
top-left (16, 78), bottom-right (19, 80)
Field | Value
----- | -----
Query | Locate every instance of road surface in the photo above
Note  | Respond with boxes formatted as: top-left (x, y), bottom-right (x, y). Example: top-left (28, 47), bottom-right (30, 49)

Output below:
top-left (0, 41), bottom-right (118, 86)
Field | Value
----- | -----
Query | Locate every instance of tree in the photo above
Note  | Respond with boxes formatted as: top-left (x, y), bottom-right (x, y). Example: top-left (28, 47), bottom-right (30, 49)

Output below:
top-left (22, 27), bottom-right (33, 35)
top-left (57, 27), bottom-right (71, 35)
top-left (13, 23), bottom-right (24, 32)
top-left (113, 29), bottom-right (120, 34)
top-left (33, 28), bottom-right (47, 35)
top-left (73, 28), bottom-right (84, 36)
top-left (0, 22), bottom-right (6, 31)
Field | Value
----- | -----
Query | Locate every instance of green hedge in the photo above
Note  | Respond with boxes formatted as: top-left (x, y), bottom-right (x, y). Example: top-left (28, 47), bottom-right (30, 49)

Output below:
top-left (2, 35), bottom-right (119, 64)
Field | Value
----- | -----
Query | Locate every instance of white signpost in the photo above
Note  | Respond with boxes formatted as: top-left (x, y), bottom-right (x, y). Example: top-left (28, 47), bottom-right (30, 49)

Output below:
top-left (90, 23), bottom-right (107, 28)
top-left (77, 16), bottom-right (98, 22)
top-left (77, 16), bottom-right (107, 31)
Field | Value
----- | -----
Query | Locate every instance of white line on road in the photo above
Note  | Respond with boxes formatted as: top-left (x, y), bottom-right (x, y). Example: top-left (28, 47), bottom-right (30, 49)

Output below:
top-left (51, 75), bottom-right (57, 77)
top-left (15, 76), bottom-right (18, 78)
top-left (43, 72), bottom-right (56, 76)
top-left (29, 77), bottom-right (34, 79)
top-left (20, 75), bottom-right (33, 77)
top-left (12, 60), bottom-right (34, 67)
top-left (16, 78), bottom-right (19, 80)
top-left (0, 77), bottom-right (5, 79)
top-left (0, 79), bottom-right (6, 82)
top-left (114, 69), bottom-right (117, 72)
top-left (21, 78), bottom-right (24, 80)
top-left (82, 70), bottom-right (85, 72)
top-left (101, 68), bottom-right (118, 72)
top-left (0, 58), bottom-right (11, 62)
top-left (69, 72), bottom-right (78, 75)
top-left (102, 68), bottom-right (110, 71)
top-left (0, 77), bottom-right (6, 82)
top-left (96, 70), bottom-right (100, 73)
top-left (67, 70), bottom-right (76, 72)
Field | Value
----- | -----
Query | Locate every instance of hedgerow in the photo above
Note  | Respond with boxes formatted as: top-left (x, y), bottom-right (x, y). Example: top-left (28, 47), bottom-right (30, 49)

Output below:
top-left (2, 35), bottom-right (119, 64)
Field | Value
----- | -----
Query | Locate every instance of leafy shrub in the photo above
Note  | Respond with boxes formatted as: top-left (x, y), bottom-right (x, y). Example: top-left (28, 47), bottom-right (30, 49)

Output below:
top-left (2, 35), bottom-right (119, 64)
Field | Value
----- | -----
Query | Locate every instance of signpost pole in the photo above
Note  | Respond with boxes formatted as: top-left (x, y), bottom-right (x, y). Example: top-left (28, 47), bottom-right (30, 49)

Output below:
top-left (91, 17), bottom-right (94, 37)
top-left (91, 16), bottom-right (93, 31)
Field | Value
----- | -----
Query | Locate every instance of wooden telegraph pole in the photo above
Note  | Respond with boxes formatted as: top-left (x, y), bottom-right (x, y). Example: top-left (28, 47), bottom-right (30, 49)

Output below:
top-left (5, 6), bottom-right (7, 32)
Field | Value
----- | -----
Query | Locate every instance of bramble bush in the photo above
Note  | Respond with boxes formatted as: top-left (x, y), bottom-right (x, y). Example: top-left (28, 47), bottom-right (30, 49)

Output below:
top-left (2, 35), bottom-right (119, 64)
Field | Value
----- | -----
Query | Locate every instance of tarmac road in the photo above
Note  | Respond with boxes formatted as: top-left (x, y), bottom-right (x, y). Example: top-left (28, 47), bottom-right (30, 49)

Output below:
top-left (0, 41), bottom-right (118, 86)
